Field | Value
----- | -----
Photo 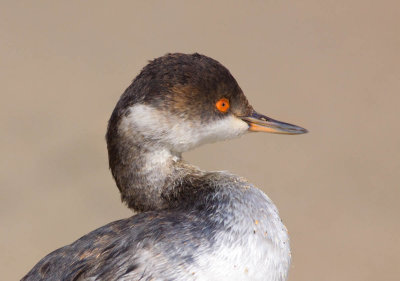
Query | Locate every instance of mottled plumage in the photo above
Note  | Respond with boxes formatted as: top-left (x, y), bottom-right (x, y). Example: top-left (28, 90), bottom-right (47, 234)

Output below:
top-left (22, 53), bottom-right (306, 281)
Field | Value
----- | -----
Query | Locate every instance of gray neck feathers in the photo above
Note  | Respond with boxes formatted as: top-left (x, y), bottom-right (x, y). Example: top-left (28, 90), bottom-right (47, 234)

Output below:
top-left (107, 120), bottom-right (205, 212)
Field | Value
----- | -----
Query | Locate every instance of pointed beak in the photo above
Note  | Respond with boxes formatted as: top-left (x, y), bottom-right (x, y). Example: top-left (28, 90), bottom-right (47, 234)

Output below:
top-left (240, 111), bottom-right (308, 135)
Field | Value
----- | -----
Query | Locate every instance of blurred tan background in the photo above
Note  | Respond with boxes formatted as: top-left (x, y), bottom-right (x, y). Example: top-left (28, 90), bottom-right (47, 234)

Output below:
top-left (1, 1), bottom-right (399, 280)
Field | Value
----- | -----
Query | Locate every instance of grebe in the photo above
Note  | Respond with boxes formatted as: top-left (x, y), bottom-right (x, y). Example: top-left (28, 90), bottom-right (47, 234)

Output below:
top-left (22, 53), bottom-right (307, 281)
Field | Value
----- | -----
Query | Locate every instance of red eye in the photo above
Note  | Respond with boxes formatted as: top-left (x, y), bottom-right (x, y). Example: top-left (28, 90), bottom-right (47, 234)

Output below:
top-left (216, 98), bottom-right (230, 113)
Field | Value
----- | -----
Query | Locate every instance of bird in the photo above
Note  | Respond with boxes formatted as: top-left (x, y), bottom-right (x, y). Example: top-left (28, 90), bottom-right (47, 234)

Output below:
top-left (22, 53), bottom-right (307, 281)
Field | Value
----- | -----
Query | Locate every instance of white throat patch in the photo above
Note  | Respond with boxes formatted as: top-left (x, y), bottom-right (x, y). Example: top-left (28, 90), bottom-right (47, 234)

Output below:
top-left (121, 104), bottom-right (249, 153)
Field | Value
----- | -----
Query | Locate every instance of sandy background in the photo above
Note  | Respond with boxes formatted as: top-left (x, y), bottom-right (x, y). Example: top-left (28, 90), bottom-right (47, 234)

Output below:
top-left (1, 1), bottom-right (399, 280)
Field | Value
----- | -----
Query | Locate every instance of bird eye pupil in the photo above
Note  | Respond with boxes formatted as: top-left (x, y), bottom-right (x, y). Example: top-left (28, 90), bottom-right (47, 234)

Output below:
top-left (216, 98), bottom-right (230, 113)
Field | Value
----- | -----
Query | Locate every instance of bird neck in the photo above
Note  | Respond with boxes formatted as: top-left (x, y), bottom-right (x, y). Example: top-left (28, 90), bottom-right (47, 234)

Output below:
top-left (107, 131), bottom-right (204, 212)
